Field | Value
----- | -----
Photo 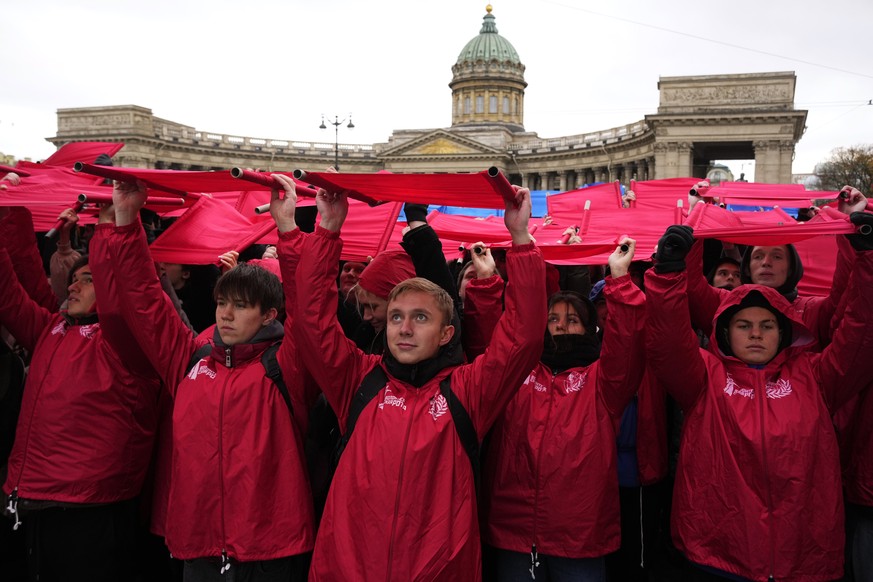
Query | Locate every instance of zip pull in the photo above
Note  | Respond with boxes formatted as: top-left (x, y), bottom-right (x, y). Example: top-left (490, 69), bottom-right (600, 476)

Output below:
top-left (225, 348), bottom-right (232, 367)
top-left (529, 544), bottom-right (539, 580)
top-left (5, 488), bottom-right (21, 530)
top-left (220, 550), bottom-right (231, 575)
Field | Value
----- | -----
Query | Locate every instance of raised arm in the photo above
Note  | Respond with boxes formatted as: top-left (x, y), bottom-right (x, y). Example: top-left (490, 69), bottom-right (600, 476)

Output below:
top-left (454, 187), bottom-right (547, 437)
top-left (0, 248), bottom-right (53, 352)
top-left (461, 248), bottom-right (503, 360)
top-left (598, 237), bottom-right (648, 417)
top-left (685, 239), bottom-right (728, 336)
top-left (294, 189), bottom-right (378, 428)
top-left (645, 226), bottom-right (709, 411)
top-left (49, 207), bottom-right (83, 303)
top-left (269, 174), bottom-right (320, 426)
top-left (107, 181), bottom-right (198, 391)
top-left (0, 207), bottom-right (59, 312)
top-left (816, 215), bottom-right (873, 410)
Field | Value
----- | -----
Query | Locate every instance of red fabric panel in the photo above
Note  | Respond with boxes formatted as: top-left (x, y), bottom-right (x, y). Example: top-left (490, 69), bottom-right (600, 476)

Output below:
top-left (629, 178), bottom-right (700, 210)
top-left (546, 182), bottom-right (623, 216)
top-left (1, 164), bottom-right (30, 177)
top-left (43, 142), bottom-right (124, 168)
top-left (688, 203), bottom-right (854, 245)
top-left (794, 236), bottom-right (838, 298)
top-left (148, 197), bottom-right (276, 264)
top-left (295, 169), bottom-right (515, 209)
top-left (317, 200), bottom-right (403, 261)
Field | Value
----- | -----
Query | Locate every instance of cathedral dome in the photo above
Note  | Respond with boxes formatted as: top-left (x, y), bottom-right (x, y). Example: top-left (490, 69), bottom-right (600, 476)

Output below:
top-left (456, 5), bottom-right (521, 65)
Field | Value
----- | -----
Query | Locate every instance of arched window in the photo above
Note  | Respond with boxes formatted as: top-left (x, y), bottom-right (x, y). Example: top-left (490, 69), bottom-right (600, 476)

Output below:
top-left (464, 97), bottom-right (471, 115)
top-left (503, 96), bottom-right (510, 114)
top-left (489, 95), bottom-right (498, 113)
top-left (476, 96), bottom-right (484, 114)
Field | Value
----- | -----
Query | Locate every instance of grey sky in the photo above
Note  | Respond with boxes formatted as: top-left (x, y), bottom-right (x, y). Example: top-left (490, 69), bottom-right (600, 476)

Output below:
top-left (1, 0), bottom-right (870, 178)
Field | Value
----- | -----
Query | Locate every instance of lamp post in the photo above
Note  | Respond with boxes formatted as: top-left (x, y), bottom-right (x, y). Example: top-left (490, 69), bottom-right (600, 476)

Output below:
top-left (319, 114), bottom-right (354, 171)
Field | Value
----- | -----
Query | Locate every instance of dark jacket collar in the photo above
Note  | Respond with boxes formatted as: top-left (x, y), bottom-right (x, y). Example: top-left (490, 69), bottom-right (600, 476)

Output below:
top-left (210, 320), bottom-right (284, 368)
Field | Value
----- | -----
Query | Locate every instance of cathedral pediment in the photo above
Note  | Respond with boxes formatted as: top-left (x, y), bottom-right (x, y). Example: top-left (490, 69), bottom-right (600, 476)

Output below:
top-left (381, 130), bottom-right (503, 158)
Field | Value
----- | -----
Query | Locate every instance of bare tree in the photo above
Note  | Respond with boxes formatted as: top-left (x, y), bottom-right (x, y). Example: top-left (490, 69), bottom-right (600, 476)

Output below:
top-left (815, 145), bottom-right (873, 193)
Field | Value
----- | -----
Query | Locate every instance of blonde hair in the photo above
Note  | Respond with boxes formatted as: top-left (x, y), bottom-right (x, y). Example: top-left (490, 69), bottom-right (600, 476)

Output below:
top-left (388, 278), bottom-right (454, 325)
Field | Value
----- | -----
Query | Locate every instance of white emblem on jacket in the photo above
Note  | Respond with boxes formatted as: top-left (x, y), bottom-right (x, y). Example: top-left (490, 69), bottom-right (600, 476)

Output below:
top-left (429, 394), bottom-right (448, 420)
top-left (51, 321), bottom-right (67, 336)
top-left (379, 387), bottom-right (407, 411)
top-left (765, 378), bottom-right (793, 399)
top-left (523, 371), bottom-right (548, 393)
top-left (565, 370), bottom-right (588, 393)
top-left (79, 323), bottom-right (100, 339)
top-left (187, 359), bottom-right (216, 380)
top-left (723, 373), bottom-right (793, 400)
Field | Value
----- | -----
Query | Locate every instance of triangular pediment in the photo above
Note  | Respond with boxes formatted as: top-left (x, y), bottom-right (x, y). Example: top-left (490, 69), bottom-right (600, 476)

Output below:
top-left (382, 129), bottom-right (503, 158)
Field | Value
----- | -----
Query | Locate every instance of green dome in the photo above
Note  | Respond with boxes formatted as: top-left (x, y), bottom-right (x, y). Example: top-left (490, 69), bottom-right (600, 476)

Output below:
top-left (456, 7), bottom-right (520, 65)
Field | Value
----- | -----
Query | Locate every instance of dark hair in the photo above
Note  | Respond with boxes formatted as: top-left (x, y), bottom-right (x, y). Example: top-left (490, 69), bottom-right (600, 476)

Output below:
top-left (548, 290), bottom-right (598, 333)
top-left (213, 262), bottom-right (284, 317)
top-left (66, 254), bottom-right (90, 287)
top-left (715, 290), bottom-right (792, 358)
top-left (707, 257), bottom-right (742, 285)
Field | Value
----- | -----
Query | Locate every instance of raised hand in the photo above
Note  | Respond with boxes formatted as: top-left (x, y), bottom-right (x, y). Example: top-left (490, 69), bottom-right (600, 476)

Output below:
top-left (269, 174), bottom-right (299, 233)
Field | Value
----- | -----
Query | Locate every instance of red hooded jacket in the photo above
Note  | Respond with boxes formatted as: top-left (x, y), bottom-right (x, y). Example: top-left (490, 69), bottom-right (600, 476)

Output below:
top-left (645, 253), bottom-right (873, 582)
top-left (482, 274), bottom-right (646, 558)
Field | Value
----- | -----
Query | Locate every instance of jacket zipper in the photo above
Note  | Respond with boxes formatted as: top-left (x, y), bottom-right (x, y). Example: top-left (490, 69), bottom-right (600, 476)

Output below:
top-left (386, 388), bottom-right (416, 581)
top-left (218, 352), bottom-right (231, 574)
top-left (529, 371), bottom-right (556, 580)
top-left (755, 371), bottom-right (776, 581)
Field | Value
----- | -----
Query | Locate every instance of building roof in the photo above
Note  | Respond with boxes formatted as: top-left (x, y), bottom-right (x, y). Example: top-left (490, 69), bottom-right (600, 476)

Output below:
top-left (456, 5), bottom-right (521, 65)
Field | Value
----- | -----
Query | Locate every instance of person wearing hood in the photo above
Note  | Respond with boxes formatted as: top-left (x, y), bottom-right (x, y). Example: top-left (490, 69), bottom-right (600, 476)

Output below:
top-left (480, 238), bottom-right (646, 581)
top-left (644, 222), bottom-right (873, 581)
top-left (0, 206), bottom-right (161, 581)
top-left (685, 186), bottom-right (868, 347)
top-left (105, 177), bottom-right (318, 581)
top-left (294, 184), bottom-right (546, 581)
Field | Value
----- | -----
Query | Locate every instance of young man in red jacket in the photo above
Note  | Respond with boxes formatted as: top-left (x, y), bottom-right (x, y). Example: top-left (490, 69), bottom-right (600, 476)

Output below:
top-left (288, 181), bottom-right (546, 581)
top-left (1, 207), bottom-right (161, 582)
top-left (106, 178), bottom-right (317, 581)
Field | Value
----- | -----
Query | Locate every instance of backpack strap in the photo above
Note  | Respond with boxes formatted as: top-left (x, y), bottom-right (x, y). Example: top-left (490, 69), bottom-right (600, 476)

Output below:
top-left (440, 376), bottom-right (481, 494)
top-left (185, 343), bottom-right (213, 376)
top-left (335, 366), bottom-right (389, 462)
top-left (260, 342), bottom-right (293, 418)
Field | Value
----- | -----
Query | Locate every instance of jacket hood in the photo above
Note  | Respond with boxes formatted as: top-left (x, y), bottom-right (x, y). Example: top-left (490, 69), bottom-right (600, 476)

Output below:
top-left (740, 243), bottom-right (803, 301)
top-left (709, 284), bottom-right (814, 363)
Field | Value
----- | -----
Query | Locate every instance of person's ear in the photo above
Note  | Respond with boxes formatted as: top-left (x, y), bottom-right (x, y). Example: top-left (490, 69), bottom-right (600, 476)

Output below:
top-left (262, 307), bottom-right (279, 326)
top-left (439, 324), bottom-right (455, 346)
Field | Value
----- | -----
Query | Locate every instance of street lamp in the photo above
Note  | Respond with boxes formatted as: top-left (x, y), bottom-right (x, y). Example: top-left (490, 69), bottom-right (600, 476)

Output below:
top-left (320, 114), bottom-right (354, 171)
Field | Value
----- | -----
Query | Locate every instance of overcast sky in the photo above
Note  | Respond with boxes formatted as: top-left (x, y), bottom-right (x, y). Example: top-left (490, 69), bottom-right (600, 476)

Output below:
top-left (1, 0), bottom-right (870, 179)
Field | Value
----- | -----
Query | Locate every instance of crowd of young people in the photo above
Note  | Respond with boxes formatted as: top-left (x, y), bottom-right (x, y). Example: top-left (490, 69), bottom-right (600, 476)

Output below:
top-left (1, 164), bottom-right (872, 582)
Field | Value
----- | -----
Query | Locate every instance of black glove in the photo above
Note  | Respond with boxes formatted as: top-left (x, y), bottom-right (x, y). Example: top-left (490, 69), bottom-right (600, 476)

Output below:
top-left (847, 211), bottom-right (873, 251)
top-left (403, 203), bottom-right (429, 224)
top-left (654, 225), bottom-right (695, 273)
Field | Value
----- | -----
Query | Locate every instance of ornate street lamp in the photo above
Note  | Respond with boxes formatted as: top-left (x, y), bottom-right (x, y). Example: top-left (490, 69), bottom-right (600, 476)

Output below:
top-left (319, 114), bottom-right (354, 171)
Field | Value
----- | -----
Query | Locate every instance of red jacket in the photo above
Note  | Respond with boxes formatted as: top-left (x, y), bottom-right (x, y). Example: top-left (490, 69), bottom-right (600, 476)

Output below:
top-left (107, 222), bottom-right (316, 562)
top-left (482, 275), bottom-right (646, 558)
top-left (645, 256), bottom-right (873, 582)
top-left (0, 208), bottom-right (60, 312)
top-left (1, 225), bottom-right (160, 505)
top-left (293, 227), bottom-right (546, 582)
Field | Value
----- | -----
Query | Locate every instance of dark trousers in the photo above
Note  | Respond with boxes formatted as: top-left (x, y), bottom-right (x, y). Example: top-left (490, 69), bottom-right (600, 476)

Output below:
top-left (182, 553), bottom-right (310, 582)
top-left (492, 547), bottom-right (605, 582)
top-left (23, 498), bottom-right (139, 582)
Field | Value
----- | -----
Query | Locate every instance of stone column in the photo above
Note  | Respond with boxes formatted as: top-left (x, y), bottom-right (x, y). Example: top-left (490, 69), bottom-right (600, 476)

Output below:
top-left (558, 170), bottom-right (568, 192)
top-left (754, 140), bottom-right (781, 184)
top-left (678, 142), bottom-right (694, 177)
top-left (652, 143), bottom-right (669, 179)
top-left (521, 173), bottom-right (529, 189)
top-left (778, 141), bottom-right (795, 183)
